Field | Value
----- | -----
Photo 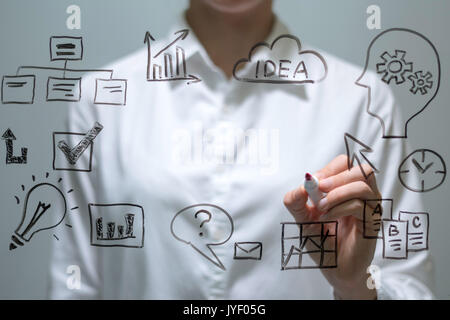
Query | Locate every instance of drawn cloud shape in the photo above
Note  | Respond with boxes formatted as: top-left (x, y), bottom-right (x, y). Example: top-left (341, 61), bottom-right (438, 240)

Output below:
top-left (233, 34), bottom-right (328, 84)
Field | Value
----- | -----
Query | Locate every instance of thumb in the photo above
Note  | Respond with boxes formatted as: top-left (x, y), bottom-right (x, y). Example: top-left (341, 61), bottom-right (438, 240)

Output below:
top-left (283, 186), bottom-right (311, 222)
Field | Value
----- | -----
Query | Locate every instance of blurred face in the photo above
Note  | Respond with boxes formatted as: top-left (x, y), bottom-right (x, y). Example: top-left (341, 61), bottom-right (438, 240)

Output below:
top-left (196, 0), bottom-right (270, 14)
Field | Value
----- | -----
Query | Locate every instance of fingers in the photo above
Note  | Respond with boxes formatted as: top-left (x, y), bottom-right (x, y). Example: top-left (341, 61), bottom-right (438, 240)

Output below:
top-left (283, 186), bottom-right (308, 213)
top-left (319, 163), bottom-right (381, 197)
top-left (316, 180), bottom-right (378, 212)
top-left (319, 199), bottom-right (365, 221)
top-left (283, 186), bottom-right (313, 222)
top-left (314, 154), bottom-right (348, 180)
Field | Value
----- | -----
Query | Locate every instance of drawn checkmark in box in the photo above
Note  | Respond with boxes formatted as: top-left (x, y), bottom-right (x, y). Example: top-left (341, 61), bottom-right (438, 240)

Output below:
top-left (52, 122), bottom-right (103, 172)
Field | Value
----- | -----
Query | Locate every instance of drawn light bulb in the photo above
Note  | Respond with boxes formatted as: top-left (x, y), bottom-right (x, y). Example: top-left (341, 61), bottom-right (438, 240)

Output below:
top-left (10, 183), bottom-right (67, 250)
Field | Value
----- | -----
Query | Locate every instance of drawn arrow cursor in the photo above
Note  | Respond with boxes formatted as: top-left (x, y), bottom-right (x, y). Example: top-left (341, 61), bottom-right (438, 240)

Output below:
top-left (344, 133), bottom-right (379, 179)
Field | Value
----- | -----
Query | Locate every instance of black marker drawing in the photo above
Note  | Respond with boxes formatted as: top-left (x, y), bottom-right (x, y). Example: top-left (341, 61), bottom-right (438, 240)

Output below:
top-left (281, 221), bottom-right (337, 270)
top-left (2, 129), bottom-right (28, 164)
top-left (94, 79), bottom-right (127, 106)
top-left (9, 173), bottom-right (77, 250)
top-left (57, 122), bottom-right (103, 165)
top-left (50, 36), bottom-right (83, 61)
top-left (382, 219), bottom-right (408, 259)
top-left (1, 75), bottom-right (35, 104)
top-left (398, 149), bottom-right (446, 193)
top-left (399, 211), bottom-right (429, 252)
top-left (46, 77), bottom-right (81, 102)
top-left (52, 122), bottom-right (102, 172)
top-left (2, 36), bottom-right (127, 105)
top-left (144, 30), bottom-right (201, 85)
top-left (171, 204), bottom-right (234, 271)
top-left (408, 71), bottom-right (433, 95)
top-left (377, 50), bottom-right (413, 85)
top-left (363, 199), bottom-right (393, 239)
top-left (233, 34), bottom-right (327, 84)
top-left (233, 242), bottom-right (262, 260)
top-left (88, 203), bottom-right (144, 248)
top-left (344, 133), bottom-right (379, 179)
top-left (356, 28), bottom-right (441, 138)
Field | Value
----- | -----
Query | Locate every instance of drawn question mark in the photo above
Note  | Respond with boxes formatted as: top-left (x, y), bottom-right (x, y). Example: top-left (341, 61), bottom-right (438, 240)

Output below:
top-left (195, 209), bottom-right (212, 237)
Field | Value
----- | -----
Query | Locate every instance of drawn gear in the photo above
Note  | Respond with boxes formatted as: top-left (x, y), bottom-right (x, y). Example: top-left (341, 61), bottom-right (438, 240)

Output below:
top-left (376, 50), bottom-right (413, 85)
top-left (408, 71), bottom-right (433, 95)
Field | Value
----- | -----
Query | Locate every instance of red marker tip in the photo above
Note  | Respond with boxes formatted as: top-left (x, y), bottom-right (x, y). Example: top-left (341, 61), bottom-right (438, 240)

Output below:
top-left (305, 173), bottom-right (312, 181)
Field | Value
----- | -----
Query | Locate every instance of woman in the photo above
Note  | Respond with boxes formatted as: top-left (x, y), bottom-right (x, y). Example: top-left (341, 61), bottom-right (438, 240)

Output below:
top-left (48, 0), bottom-right (434, 299)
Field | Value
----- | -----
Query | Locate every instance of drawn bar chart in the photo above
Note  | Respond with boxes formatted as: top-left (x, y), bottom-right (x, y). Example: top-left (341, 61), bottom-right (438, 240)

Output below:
top-left (144, 30), bottom-right (201, 85)
top-left (88, 203), bottom-right (144, 248)
top-left (281, 221), bottom-right (338, 270)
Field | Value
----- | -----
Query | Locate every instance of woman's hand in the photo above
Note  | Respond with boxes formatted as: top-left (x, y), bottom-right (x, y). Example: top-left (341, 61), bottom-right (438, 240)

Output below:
top-left (283, 154), bottom-right (380, 299)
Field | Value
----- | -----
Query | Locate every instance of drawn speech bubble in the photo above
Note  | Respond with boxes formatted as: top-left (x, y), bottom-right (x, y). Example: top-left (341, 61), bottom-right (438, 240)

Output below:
top-left (170, 203), bottom-right (234, 271)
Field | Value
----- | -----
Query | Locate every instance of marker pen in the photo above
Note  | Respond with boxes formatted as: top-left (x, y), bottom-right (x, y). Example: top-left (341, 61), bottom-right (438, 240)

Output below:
top-left (304, 173), bottom-right (326, 207)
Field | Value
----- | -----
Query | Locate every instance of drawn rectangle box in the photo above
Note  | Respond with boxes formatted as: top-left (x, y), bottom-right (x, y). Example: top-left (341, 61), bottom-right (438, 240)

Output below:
top-left (1, 75), bottom-right (35, 104)
top-left (363, 199), bottom-right (393, 239)
top-left (382, 220), bottom-right (408, 260)
top-left (399, 211), bottom-right (429, 252)
top-left (281, 221), bottom-right (337, 270)
top-left (88, 203), bottom-right (144, 248)
top-left (94, 79), bottom-right (127, 105)
top-left (47, 77), bottom-right (81, 102)
top-left (52, 132), bottom-right (93, 172)
top-left (50, 36), bottom-right (83, 61)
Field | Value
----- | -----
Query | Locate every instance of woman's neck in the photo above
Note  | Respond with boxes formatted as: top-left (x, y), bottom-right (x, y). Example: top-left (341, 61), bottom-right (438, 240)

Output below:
top-left (186, 1), bottom-right (274, 78)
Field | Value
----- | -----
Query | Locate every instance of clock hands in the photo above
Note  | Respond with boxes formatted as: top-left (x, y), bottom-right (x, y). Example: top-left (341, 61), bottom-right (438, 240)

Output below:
top-left (412, 158), bottom-right (434, 174)
top-left (412, 158), bottom-right (424, 173)
top-left (423, 162), bottom-right (434, 173)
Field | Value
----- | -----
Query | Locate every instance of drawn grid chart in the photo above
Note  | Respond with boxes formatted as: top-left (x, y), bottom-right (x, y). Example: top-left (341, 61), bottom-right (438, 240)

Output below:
top-left (281, 221), bottom-right (338, 270)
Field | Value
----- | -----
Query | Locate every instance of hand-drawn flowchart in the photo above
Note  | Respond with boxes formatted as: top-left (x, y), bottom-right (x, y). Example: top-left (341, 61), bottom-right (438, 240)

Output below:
top-left (1, 36), bottom-right (127, 105)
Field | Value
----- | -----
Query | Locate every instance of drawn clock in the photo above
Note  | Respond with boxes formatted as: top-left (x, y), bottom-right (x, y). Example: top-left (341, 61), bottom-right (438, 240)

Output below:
top-left (398, 149), bottom-right (446, 192)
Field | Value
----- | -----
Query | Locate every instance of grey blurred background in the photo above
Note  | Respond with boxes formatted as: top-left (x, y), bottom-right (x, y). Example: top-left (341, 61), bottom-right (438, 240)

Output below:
top-left (0, 0), bottom-right (449, 299)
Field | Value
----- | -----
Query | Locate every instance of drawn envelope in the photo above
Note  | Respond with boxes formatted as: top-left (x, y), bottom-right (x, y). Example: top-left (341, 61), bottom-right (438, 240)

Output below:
top-left (233, 242), bottom-right (262, 260)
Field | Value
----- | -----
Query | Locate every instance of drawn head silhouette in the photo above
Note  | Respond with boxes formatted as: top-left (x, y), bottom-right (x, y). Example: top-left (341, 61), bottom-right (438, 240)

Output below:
top-left (356, 28), bottom-right (440, 138)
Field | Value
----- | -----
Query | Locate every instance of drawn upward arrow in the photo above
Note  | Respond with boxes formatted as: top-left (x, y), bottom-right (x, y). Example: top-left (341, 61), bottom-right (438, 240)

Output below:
top-left (144, 29), bottom-right (201, 84)
top-left (1, 129), bottom-right (28, 164)
top-left (153, 29), bottom-right (189, 59)
top-left (344, 133), bottom-right (379, 179)
top-left (144, 31), bottom-right (156, 81)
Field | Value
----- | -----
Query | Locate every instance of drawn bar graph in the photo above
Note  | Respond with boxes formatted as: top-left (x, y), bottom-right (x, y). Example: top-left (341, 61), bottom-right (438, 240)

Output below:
top-left (95, 213), bottom-right (136, 240)
top-left (89, 203), bottom-right (144, 248)
top-left (144, 30), bottom-right (201, 85)
top-left (281, 221), bottom-right (338, 270)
